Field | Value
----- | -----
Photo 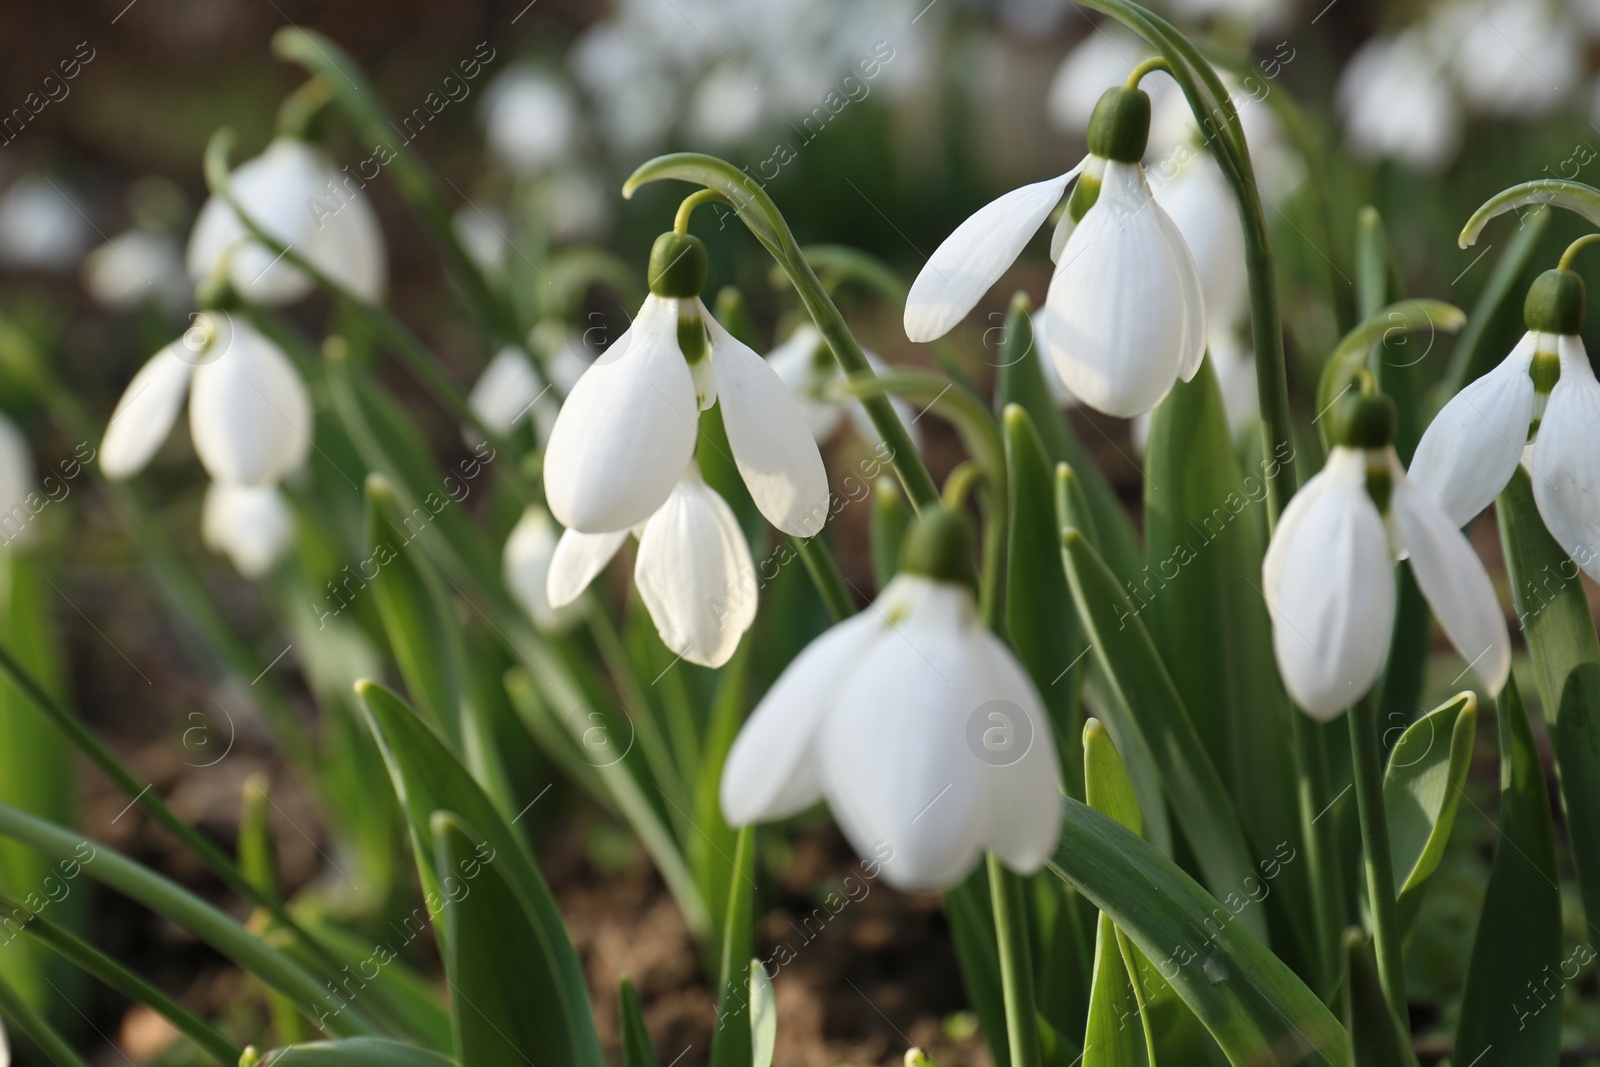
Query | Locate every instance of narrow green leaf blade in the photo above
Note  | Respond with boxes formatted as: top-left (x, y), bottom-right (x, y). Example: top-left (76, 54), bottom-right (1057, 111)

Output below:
top-left (619, 976), bottom-right (660, 1067)
top-left (709, 826), bottom-right (756, 1067)
top-left (1381, 692), bottom-right (1476, 934)
top-left (1082, 722), bottom-right (1150, 1067)
top-left (1341, 931), bottom-right (1416, 1067)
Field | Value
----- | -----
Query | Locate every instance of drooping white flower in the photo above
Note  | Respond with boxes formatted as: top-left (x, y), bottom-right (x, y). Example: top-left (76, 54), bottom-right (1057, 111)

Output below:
top-left (0, 175), bottom-right (90, 273)
top-left (766, 324), bottom-right (920, 449)
top-left (188, 138), bottom-right (386, 306)
top-left (202, 481), bottom-right (294, 579)
top-left (481, 66), bottom-right (578, 176)
top-left (1410, 270), bottom-right (1600, 578)
top-left (453, 204), bottom-right (509, 276)
top-left (906, 83), bottom-right (1206, 419)
top-left (686, 64), bottom-right (765, 144)
top-left (0, 412), bottom-right (37, 547)
top-left (504, 507), bottom-right (582, 634)
top-left (83, 228), bottom-right (189, 311)
top-left (1445, 0), bottom-right (1580, 119)
top-left (547, 463), bottom-right (756, 667)
top-left (1337, 31), bottom-right (1461, 173)
top-left (100, 312), bottom-right (312, 486)
top-left (544, 270), bottom-right (828, 537)
top-left (466, 346), bottom-right (558, 447)
top-left (720, 508), bottom-right (1062, 892)
top-left (1264, 408), bottom-right (1509, 720)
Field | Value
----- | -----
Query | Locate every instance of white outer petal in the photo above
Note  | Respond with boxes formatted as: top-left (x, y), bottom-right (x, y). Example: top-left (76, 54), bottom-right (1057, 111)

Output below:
top-left (1264, 447), bottom-right (1394, 719)
top-left (1390, 468), bottom-right (1510, 696)
top-left (819, 577), bottom-right (991, 892)
top-left (1531, 334), bottom-right (1600, 580)
top-left (546, 525), bottom-right (627, 609)
top-left (1153, 199), bottom-right (1208, 383)
top-left (1263, 458), bottom-right (1337, 611)
top-left (202, 482), bottom-right (294, 579)
top-left (720, 608), bottom-right (880, 826)
top-left (1408, 332), bottom-right (1536, 527)
top-left (188, 316), bottom-right (313, 485)
top-left (633, 472), bottom-right (757, 668)
top-left (187, 140), bottom-right (321, 305)
top-left (100, 344), bottom-right (195, 480)
top-left (504, 509), bottom-right (583, 632)
top-left (304, 161), bottom-right (388, 302)
top-left (905, 166), bottom-right (1080, 343)
top-left (543, 295), bottom-right (698, 533)
top-left (704, 305), bottom-right (831, 537)
top-left (468, 347), bottom-right (548, 439)
top-left (1044, 161), bottom-right (1191, 418)
top-left (971, 629), bottom-right (1063, 874)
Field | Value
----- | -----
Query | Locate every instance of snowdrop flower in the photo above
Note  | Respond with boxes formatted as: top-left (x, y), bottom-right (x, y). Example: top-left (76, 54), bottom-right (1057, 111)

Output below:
top-left (83, 228), bottom-right (189, 311)
top-left (482, 66), bottom-right (578, 176)
top-left (1337, 31), bottom-right (1461, 173)
top-left (0, 175), bottom-right (90, 273)
top-left (504, 507), bottom-right (582, 634)
top-left (547, 463), bottom-right (756, 667)
top-left (1446, 0), bottom-right (1579, 119)
top-left (453, 204), bottom-right (508, 276)
top-left (188, 138), bottom-right (386, 305)
top-left (202, 482), bottom-right (294, 579)
top-left (466, 346), bottom-right (558, 447)
top-left (0, 412), bottom-right (36, 546)
top-left (544, 231), bottom-right (828, 536)
top-left (686, 65), bottom-right (765, 145)
top-left (1411, 268), bottom-right (1600, 578)
top-left (1264, 391), bottom-right (1509, 720)
top-left (720, 506), bottom-right (1062, 892)
top-left (907, 81), bottom-right (1206, 418)
top-left (766, 324), bottom-right (920, 449)
top-left (99, 311), bottom-right (312, 486)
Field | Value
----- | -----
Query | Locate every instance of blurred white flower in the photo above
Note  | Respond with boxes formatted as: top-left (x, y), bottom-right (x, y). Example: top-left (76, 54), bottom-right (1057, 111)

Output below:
top-left (0, 174), bottom-right (90, 273)
top-left (543, 172), bottom-right (611, 243)
top-left (504, 506), bottom-right (582, 633)
top-left (1264, 442), bottom-right (1508, 720)
top-left (466, 346), bottom-right (557, 446)
top-left (83, 228), bottom-right (189, 311)
top-left (766, 324), bottom-right (920, 448)
top-left (1445, 0), bottom-right (1579, 118)
top-left (1337, 31), bottom-right (1461, 172)
top-left (545, 293), bottom-right (827, 536)
top-left (202, 481), bottom-right (293, 579)
top-left (100, 312), bottom-right (312, 486)
top-left (1046, 28), bottom-right (1152, 137)
top-left (482, 66), bottom-right (578, 176)
top-left (1149, 150), bottom-right (1247, 328)
top-left (720, 509), bottom-right (1062, 892)
top-left (687, 65), bottom-right (765, 144)
top-left (547, 462), bottom-right (756, 667)
top-left (0, 411), bottom-right (37, 547)
top-left (188, 138), bottom-right (386, 305)
top-left (453, 204), bottom-right (509, 276)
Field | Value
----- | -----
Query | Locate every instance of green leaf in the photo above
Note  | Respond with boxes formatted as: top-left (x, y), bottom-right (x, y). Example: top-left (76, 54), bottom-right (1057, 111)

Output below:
top-left (1084, 720), bottom-right (1143, 837)
top-left (354, 680), bottom-right (604, 1066)
top-left (946, 874), bottom-right (1012, 1067)
top-left (1381, 692), bottom-right (1477, 935)
top-left (1341, 931), bottom-right (1416, 1067)
top-left (260, 1039), bottom-right (459, 1067)
top-left (431, 813), bottom-right (550, 1067)
top-left (619, 976), bottom-right (659, 1067)
top-left (1454, 677), bottom-right (1562, 1067)
top-left (1004, 403), bottom-right (1088, 798)
top-left (750, 960), bottom-right (777, 1067)
top-left (993, 296), bottom-right (1141, 583)
top-left (709, 826), bottom-right (756, 1067)
top-left (1497, 465), bottom-right (1600, 928)
top-left (1049, 799), bottom-right (1349, 1067)
top-left (1460, 179), bottom-right (1600, 248)
top-left (1057, 528), bottom-right (1266, 941)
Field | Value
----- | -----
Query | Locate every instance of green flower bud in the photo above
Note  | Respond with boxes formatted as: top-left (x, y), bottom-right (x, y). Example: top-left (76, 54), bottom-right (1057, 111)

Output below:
top-left (1086, 86), bottom-right (1151, 165)
top-left (898, 504), bottom-right (978, 590)
top-left (647, 231), bottom-right (708, 298)
top-left (1524, 268), bottom-right (1585, 336)
top-left (1329, 391), bottom-right (1396, 451)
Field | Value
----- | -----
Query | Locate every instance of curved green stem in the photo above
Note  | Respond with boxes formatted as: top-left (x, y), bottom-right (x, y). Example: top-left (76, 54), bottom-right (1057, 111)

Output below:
top-left (1461, 179), bottom-right (1600, 249)
top-left (1124, 55), bottom-right (1172, 88)
top-left (793, 536), bottom-right (854, 622)
top-left (988, 853), bottom-right (1042, 1067)
top-left (1347, 694), bottom-right (1408, 1024)
top-left (1559, 231), bottom-right (1600, 271)
top-left (0, 889), bottom-right (242, 1064)
top-left (623, 153), bottom-right (939, 510)
top-left (674, 189), bottom-right (730, 235)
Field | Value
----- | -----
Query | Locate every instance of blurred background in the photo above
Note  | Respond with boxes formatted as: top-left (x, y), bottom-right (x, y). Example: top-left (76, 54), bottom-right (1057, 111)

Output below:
top-left (3, 0), bottom-right (1600, 1063)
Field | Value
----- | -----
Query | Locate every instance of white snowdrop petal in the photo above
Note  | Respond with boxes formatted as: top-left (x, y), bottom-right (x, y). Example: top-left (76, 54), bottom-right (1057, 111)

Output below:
top-left (546, 526), bottom-right (627, 609)
top-left (633, 474), bottom-right (757, 668)
top-left (188, 317), bottom-right (313, 485)
top-left (188, 141), bottom-right (317, 305)
top-left (1262, 461), bottom-right (1335, 610)
top-left (971, 630), bottom-right (1062, 874)
top-left (1409, 332), bottom-right (1536, 527)
top-left (202, 482), bottom-right (294, 579)
top-left (1149, 153), bottom-right (1248, 329)
top-left (766, 326), bottom-right (845, 441)
top-left (819, 578), bottom-right (989, 892)
top-left (468, 347), bottom-right (548, 439)
top-left (905, 168), bottom-right (1079, 343)
top-left (504, 509), bottom-right (582, 632)
top-left (1531, 335), bottom-right (1600, 580)
top-left (1152, 200), bottom-right (1208, 382)
top-left (720, 608), bottom-right (881, 826)
top-left (543, 295), bottom-right (699, 533)
top-left (307, 171), bottom-right (387, 302)
top-left (1266, 448), bottom-right (1394, 719)
top-left (1391, 474), bottom-right (1510, 695)
top-left (704, 306), bottom-right (831, 537)
top-left (100, 344), bottom-right (195, 480)
top-left (1045, 162), bottom-right (1190, 418)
